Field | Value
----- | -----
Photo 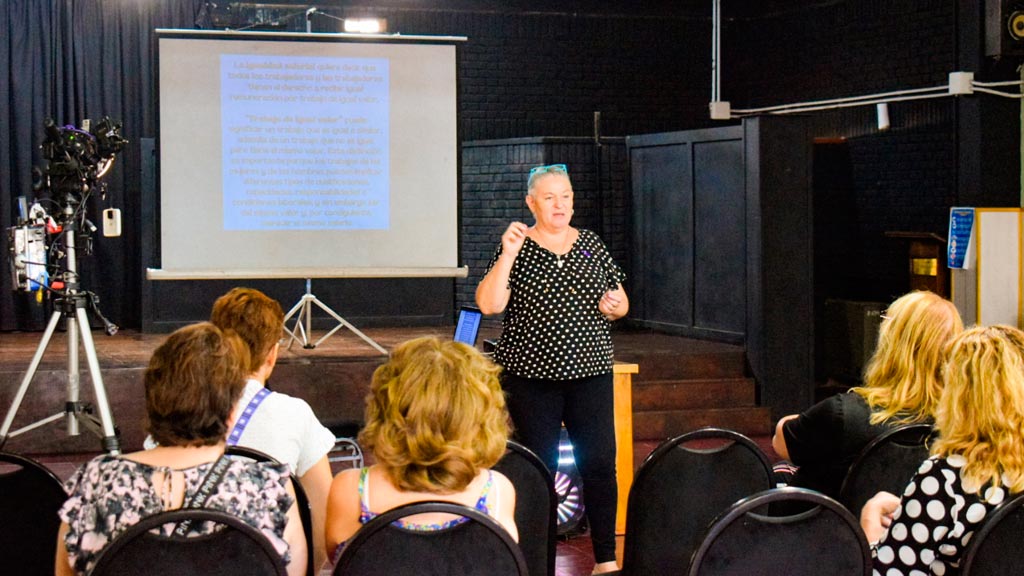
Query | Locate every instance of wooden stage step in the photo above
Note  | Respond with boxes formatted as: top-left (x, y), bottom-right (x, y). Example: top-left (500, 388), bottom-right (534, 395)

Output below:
top-left (614, 331), bottom-right (771, 443)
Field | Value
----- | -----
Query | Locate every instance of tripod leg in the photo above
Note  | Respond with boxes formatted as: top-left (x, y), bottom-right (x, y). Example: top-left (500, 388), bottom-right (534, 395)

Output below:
top-left (310, 297), bottom-right (388, 355)
top-left (0, 310), bottom-right (62, 445)
top-left (74, 307), bottom-right (120, 454)
top-left (282, 293), bottom-right (313, 348)
top-left (67, 305), bottom-right (80, 436)
top-left (282, 296), bottom-right (307, 349)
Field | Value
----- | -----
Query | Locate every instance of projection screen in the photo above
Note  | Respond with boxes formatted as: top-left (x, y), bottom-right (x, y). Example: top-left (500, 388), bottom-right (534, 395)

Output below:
top-left (151, 30), bottom-right (465, 279)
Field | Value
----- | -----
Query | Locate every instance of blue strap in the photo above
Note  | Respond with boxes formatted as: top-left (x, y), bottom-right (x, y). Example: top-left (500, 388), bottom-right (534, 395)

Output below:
top-left (227, 387), bottom-right (271, 446)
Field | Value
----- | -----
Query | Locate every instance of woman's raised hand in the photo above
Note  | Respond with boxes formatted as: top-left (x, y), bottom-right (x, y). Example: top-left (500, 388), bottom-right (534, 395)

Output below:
top-left (501, 222), bottom-right (530, 259)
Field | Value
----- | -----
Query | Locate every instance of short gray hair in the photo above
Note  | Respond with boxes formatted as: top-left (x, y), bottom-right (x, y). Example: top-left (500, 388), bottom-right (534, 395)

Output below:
top-left (527, 164), bottom-right (570, 194)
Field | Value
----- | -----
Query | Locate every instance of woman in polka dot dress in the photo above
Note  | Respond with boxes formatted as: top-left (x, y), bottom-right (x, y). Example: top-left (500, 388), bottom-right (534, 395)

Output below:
top-left (860, 325), bottom-right (1024, 576)
top-left (476, 163), bottom-right (628, 575)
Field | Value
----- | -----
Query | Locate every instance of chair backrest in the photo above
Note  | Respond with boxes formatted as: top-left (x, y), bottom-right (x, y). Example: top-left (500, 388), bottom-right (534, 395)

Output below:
top-left (620, 427), bottom-right (773, 576)
top-left (961, 491), bottom-right (1024, 576)
top-left (332, 501), bottom-right (528, 576)
top-left (88, 508), bottom-right (287, 576)
top-left (688, 487), bottom-right (872, 576)
top-left (839, 423), bottom-right (932, 516)
top-left (493, 440), bottom-right (557, 576)
top-left (225, 445), bottom-right (315, 576)
top-left (0, 451), bottom-right (68, 576)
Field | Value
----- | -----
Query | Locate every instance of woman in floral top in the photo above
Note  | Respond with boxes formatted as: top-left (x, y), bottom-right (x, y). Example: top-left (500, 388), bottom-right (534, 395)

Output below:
top-left (55, 322), bottom-right (307, 576)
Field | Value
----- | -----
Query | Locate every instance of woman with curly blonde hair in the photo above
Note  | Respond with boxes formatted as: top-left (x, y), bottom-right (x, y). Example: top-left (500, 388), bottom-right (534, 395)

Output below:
top-left (325, 336), bottom-right (517, 563)
top-left (772, 291), bottom-right (963, 499)
top-left (863, 325), bottom-right (1024, 575)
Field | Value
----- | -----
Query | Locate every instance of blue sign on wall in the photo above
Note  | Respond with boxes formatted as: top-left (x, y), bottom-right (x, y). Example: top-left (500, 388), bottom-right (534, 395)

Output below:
top-left (948, 207), bottom-right (975, 270)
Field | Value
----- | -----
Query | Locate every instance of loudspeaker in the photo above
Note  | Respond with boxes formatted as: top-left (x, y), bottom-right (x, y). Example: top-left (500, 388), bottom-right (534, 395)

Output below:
top-left (986, 0), bottom-right (1024, 58)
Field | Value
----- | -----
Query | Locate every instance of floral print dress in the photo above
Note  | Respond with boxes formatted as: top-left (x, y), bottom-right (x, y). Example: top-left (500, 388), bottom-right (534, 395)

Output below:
top-left (58, 454), bottom-right (294, 575)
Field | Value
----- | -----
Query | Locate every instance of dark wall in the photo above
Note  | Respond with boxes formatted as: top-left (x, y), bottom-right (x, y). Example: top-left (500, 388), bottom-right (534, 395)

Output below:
top-left (3, 0), bottom-right (1021, 338)
top-left (725, 0), bottom-right (1020, 303)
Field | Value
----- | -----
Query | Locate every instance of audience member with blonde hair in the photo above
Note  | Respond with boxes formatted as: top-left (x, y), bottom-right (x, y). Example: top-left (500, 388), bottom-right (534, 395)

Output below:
top-left (325, 336), bottom-right (517, 563)
top-left (862, 324), bottom-right (1024, 575)
top-left (772, 291), bottom-right (963, 498)
top-left (56, 323), bottom-right (307, 576)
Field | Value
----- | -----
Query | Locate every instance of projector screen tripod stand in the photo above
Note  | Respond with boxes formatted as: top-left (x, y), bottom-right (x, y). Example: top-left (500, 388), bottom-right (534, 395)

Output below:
top-left (282, 278), bottom-right (388, 355)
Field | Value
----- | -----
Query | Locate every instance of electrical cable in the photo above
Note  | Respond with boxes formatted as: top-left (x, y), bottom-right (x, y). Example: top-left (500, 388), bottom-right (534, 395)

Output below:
top-left (971, 86), bottom-right (1023, 99)
top-left (732, 85), bottom-right (948, 115)
top-left (972, 79), bottom-right (1023, 87)
top-left (732, 91), bottom-right (951, 117)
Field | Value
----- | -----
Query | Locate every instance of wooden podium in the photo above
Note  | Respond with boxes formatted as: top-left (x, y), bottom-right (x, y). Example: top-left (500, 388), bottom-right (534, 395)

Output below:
top-left (613, 361), bottom-right (638, 534)
top-left (885, 231), bottom-right (949, 297)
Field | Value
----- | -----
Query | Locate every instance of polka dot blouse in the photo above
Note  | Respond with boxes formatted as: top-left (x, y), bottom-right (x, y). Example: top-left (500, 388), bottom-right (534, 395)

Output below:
top-left (872, 454), bottom-right (1016, 576)
top-left (485, 228), bottom-right (626, 381)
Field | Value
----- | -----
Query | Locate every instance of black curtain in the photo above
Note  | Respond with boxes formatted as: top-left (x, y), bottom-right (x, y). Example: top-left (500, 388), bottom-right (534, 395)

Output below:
top-left (0, 0), bottom-right (204, 331)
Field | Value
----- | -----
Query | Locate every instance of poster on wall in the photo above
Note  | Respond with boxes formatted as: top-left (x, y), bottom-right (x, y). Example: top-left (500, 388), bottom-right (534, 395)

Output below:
top-left (948, 207), bottom-right (975, 269)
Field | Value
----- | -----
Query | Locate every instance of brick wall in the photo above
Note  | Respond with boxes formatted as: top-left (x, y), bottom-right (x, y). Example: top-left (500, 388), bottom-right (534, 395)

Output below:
top-left (302, 3), bottom-right (714, 140)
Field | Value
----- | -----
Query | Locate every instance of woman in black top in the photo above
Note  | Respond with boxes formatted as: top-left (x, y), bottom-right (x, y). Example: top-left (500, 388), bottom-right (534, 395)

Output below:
top-left (772, 290), bottom-right (963, 500)
top-left (476, 163), bottom-right (628, 574)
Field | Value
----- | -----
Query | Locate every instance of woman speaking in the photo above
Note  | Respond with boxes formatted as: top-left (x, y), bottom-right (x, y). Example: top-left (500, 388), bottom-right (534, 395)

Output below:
top-left (476, 163), bottom-right (628, 574)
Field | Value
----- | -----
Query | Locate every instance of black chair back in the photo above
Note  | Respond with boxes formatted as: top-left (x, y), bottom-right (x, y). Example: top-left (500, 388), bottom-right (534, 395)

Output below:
top-left (621, 427), bottom-right (772, 576)
top-left (962, 491), bottom-right (1024, 576)
top-left (688, 487), bottom-right (871, 576)
top-left (332, 501), bottom-right (528, 576)
top-left (839, 423), bottom-right (932, 516)
top-left (225, 445), bottom-right (315, 576)
top-left (0, 451), bottom-right (68, 576)
top-left (493, 440), bottom-right (557, 576)
top-left (88, 508), bottom-right (287, 575)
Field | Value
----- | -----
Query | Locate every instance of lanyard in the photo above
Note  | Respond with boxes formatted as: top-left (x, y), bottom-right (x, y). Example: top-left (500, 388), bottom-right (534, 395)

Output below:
top-left (227, 387), bottom-right (272, 446)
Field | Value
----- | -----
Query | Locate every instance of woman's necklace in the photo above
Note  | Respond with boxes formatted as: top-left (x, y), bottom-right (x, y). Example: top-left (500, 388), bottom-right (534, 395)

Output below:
top-left (555, 230), bottom-right (572, 268)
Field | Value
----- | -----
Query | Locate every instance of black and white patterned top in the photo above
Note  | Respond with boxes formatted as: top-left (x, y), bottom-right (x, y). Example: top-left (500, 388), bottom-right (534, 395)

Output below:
top-left (485, 228), bottom-right (626, 380)
top-left (872, 454), bottom-right (1016, 576)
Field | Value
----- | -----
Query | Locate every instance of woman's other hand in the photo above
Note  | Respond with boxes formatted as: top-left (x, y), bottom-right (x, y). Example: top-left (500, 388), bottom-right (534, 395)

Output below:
top-left (598, 284), bottom-right (629, 321)
top-left (860, 491), bottom-right (901, 544)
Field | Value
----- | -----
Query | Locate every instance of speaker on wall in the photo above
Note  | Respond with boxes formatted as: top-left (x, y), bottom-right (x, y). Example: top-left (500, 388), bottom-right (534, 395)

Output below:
top-left (986, 0), bottom-right (1024, 58)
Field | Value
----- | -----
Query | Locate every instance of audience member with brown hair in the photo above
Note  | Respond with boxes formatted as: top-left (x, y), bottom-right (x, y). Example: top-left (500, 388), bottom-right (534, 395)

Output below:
top-left (772, 291), bottom-right (963, 498)
top-left (324, 336), bottom-right (517, 564)
top-left (209, 286), bottom-right (336, 569)
top-left (862, 324), bottom-right (1024, 575)
top-left (55, 322), bottom-right (307, 576)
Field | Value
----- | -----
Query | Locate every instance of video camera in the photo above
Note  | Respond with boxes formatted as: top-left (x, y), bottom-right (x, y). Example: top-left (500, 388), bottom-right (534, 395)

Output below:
top-left (38, 116), bottom-right (128, 199)
top-left (8, 117), bottom-right (128, 294)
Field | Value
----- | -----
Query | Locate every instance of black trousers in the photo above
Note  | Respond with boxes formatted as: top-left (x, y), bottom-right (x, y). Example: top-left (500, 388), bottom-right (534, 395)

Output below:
top-left (502, 372), bottom-right (618, 564)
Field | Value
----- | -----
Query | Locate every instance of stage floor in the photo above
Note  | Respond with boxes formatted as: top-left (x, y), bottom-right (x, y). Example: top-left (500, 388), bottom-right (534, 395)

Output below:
top-left (0, 323), bottom-right (740, 368)
top-left (0, 324), bottom-right (741, 456)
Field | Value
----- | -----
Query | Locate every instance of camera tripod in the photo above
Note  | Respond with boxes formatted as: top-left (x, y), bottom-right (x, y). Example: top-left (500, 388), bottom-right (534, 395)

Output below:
top-left (0, 212), bottom-right (120, 454)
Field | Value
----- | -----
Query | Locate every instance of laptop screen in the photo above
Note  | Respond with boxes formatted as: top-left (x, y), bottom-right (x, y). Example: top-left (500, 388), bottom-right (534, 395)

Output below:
top-left (453, 306), bottom-right (483, 346)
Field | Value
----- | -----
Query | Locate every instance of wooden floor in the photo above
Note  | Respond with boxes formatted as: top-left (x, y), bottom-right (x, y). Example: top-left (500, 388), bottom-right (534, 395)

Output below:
top-left (0, 324), bottom-right (762, 575)
top-left (0, 322), bottom-right (744, 369)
